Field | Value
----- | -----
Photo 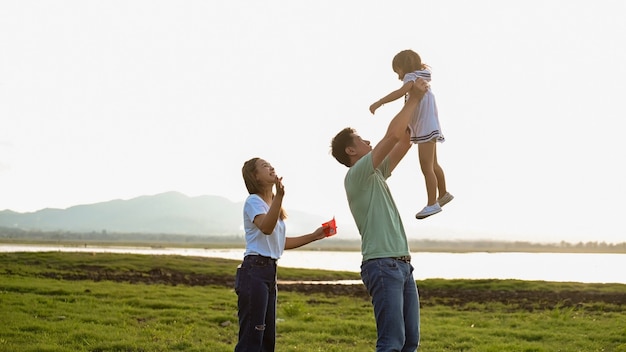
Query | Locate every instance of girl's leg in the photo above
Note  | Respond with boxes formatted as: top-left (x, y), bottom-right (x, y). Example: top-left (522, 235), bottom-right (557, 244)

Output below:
top-left (433, 145), bottom-right (447, 198)
top-left (418, 141), bottom-right (437, 206)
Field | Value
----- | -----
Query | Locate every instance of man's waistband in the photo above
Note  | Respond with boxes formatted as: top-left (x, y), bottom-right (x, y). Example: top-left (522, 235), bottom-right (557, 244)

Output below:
top-left (394, 255), bottom-right (411, 263)
top-left (363, 255), bottom-right (411, 264)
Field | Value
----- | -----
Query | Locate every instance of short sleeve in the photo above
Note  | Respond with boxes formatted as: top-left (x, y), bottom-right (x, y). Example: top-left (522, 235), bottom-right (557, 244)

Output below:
top-left (402, 71), bottom-right (420, 84)
top-left (404, 69), bottom-right (431, 84)
top-left (244, 194), bottom-right (268, 225)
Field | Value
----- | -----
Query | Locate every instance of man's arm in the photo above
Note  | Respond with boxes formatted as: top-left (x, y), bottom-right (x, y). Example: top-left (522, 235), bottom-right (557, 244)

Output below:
top-left (387, 127), bottom-right (412, 172)
top-left (370, 79), bottom-right (427, 169)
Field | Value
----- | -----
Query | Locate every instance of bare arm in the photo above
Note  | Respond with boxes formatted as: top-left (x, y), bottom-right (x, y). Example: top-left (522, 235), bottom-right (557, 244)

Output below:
top-left (252, 196), bottom-right (283, 235)
top-left (387, 127), bottom-right (412, 172)
top-left (284, 226), bottom-right (326, 250)
top-left (253, 178), bottom-right (285, 235)
top-left (369, 81), bottom-right (413, 114)
top-left (370, 78), bottom-right (427, 169)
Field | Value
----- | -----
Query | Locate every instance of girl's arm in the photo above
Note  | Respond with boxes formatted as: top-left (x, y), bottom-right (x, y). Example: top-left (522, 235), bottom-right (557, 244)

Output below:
top-left (370, 78), bottom-right (427, 169)
top-left (284, 226), bottom-right (326, 250)
top-left (369, 81), bottom-right (414, 114)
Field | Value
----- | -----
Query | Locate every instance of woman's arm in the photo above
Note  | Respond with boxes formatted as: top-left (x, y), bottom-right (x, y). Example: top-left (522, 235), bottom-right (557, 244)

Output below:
top-left (252, 198), bottom-right (283, 235)
top-left (284, 226), bottom-right (326, 250)
top-left (253, 178), bottom-right (285, 235)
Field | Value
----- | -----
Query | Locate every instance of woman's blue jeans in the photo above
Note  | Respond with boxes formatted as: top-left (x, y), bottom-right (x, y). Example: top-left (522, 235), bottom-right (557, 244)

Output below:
top-left (361, 258), bottom-right (420, 352)
top-left (234, 255), bottom-right (278, 352)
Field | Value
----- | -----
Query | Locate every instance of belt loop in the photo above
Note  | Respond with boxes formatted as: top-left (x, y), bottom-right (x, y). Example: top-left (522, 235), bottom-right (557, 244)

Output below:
top-left (396, 255), bottom-right (411, 263)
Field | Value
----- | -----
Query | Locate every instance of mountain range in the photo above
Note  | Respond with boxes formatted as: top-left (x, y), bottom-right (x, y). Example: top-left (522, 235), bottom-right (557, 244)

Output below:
top-left (0, 191), bottom-right (328, 236)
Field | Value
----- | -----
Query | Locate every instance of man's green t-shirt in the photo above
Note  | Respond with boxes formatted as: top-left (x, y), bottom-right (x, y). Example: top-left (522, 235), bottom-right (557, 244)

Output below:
top-left (344, 152), bottom-right (410, 261)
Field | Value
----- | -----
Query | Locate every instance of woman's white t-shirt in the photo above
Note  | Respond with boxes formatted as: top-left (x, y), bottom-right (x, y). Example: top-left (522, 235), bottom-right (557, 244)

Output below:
top-left (242, 194), bottom-right (286, 259)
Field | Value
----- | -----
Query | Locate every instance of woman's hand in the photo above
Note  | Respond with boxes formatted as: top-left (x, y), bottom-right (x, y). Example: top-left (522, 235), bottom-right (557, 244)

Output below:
top-left (274, 176), bottom-right (285, 198)
top-left (312, 226), bottom-right (327, 241)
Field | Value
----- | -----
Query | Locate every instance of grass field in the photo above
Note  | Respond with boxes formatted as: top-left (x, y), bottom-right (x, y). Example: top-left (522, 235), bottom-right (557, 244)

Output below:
top-left (1, 251), bottom-right (625, 351)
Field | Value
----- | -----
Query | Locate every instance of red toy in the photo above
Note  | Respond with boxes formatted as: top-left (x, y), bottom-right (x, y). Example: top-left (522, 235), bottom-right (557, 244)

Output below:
top-left (322, 217), bottom-right (337, 237)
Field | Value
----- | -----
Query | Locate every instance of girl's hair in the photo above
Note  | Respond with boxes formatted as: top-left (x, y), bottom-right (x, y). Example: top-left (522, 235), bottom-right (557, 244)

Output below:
top-left (241, 157), bottom-right (286, 220)
top-left (392, 49), bottom-right (428, 73)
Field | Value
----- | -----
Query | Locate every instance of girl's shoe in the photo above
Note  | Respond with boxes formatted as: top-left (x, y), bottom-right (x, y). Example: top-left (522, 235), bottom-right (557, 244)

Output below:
top-left (415, 203), bottom-right (442, 219)
top-left (438, 192), bottom-right (454, 207)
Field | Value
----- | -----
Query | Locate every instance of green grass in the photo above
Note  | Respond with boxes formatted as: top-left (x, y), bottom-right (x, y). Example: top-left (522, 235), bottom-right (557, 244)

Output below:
top-left (1, 252), bottom-right (625, 351)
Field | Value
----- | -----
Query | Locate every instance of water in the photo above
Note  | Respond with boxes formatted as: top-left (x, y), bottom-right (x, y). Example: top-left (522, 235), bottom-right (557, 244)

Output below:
top-left (1, 244), bottom-right (625, 284)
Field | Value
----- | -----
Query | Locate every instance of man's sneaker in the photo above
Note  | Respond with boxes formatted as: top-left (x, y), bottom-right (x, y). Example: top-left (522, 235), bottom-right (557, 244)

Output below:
top-left (438, 192), bottom-right (454, 207)
top-left (415, 203), bottom-right (442, 219)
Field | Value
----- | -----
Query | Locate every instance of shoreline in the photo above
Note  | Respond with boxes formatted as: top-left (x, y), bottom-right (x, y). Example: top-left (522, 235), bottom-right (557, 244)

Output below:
top-left (2, 239), bottom-right (626, 254)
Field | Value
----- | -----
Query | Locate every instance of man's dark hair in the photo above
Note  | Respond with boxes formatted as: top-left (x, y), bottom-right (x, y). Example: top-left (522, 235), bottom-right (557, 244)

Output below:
top-left (331, 127), bottom-right (356, 167)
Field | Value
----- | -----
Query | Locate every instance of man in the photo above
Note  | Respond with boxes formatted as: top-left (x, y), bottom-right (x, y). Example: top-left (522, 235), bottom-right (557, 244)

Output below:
top-left (330, 78), bottom-right (428, 351)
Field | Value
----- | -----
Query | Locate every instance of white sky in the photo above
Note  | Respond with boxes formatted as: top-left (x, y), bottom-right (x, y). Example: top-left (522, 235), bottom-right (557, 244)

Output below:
top-left (1, 0), bottom-right (625, 244)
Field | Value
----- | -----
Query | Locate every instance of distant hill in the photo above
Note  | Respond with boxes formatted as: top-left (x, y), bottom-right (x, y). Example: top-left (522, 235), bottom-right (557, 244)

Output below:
top-left (0, 191), bottom-right (327, 236)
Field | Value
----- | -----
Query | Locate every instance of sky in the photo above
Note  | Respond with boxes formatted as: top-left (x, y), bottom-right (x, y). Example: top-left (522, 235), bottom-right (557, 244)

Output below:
top-left (1, 0), bottom-right (625, 244)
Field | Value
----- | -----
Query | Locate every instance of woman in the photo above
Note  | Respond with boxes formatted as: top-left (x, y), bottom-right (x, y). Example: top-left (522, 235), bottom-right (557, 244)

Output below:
top-left (235, 157), bottom-right (329, 352)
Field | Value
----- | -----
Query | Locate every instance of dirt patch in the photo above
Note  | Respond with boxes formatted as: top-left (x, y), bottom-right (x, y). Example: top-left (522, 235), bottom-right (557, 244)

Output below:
top-left (39, 268), bottom-right (626, 311)
top-left (278, 283), bottom-right (626, 311)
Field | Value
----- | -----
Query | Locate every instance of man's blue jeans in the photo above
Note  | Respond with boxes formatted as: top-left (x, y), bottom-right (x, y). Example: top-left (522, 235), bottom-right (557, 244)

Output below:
top-left (361, 258), bottom-right (420, 352)
top-left (234, 255), bottom-right (278, 352)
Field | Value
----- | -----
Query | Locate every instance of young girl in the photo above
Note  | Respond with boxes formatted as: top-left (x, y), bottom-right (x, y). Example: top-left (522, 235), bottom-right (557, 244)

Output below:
top-left (369, 49), bottom-right (453, 219)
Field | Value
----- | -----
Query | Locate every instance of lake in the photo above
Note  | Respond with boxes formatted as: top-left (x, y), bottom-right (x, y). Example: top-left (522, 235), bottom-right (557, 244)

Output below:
top-left (1, 244), bottom-right (624, 284)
